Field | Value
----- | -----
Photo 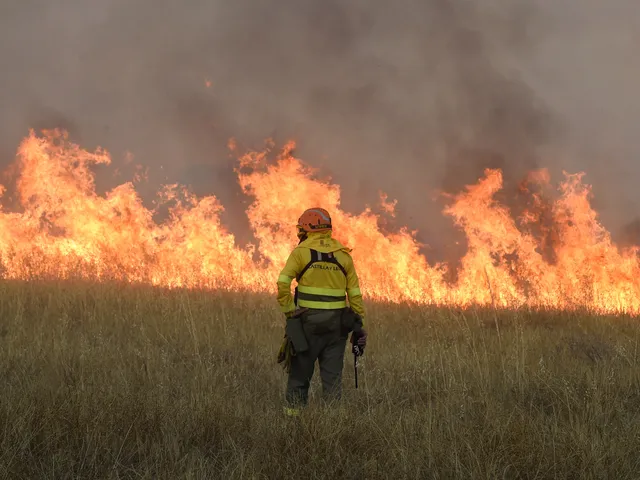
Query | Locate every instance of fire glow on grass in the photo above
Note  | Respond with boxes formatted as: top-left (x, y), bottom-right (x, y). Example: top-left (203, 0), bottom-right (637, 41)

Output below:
top-left (1, 129), bottom-right (639, 314)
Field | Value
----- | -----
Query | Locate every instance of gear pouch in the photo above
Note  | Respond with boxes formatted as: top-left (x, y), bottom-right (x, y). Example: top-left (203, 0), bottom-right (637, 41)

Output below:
top-left (340, 307), bottom-right (362, 335)
top-left (285, 317), bottom-right (309, 354)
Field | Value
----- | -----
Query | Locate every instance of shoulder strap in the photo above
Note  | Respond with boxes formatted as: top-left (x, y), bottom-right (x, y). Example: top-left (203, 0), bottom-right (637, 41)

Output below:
top-left (322, 251), bottom-right (348, 277)
top-left (296, 249), bottom-right (347, 282)
top-left (296, 249), bottom-right (319, 282)
top-left (294, 249), bottom-right (347, 307)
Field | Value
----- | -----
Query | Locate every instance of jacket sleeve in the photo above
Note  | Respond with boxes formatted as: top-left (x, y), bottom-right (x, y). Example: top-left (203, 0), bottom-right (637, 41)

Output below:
top-left (343, 253), bottom-right (366, 326)
top-left (277, 248), bottom-right (303, 315)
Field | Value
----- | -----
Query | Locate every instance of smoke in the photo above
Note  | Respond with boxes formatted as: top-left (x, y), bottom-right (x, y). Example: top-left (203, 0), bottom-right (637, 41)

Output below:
top-left (0, 0), bottom-right (639, 253)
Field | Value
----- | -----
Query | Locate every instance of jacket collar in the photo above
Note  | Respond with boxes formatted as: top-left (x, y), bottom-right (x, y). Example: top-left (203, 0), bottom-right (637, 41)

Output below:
top-left (298, 231), bottom-right (352, 253)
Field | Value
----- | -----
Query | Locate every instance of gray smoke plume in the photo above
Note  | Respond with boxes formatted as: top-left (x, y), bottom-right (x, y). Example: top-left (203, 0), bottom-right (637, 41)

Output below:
top-left (0, 0), bottom-right (638, 253)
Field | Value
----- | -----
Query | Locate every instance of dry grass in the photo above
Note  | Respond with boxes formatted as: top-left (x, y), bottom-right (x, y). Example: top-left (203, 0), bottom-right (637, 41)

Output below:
top-left (1, 280), bottom-right (640, 479)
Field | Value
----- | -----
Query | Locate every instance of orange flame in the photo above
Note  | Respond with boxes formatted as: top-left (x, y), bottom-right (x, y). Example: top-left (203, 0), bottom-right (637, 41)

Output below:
top-left (1, 129), bottom-right (639, 314)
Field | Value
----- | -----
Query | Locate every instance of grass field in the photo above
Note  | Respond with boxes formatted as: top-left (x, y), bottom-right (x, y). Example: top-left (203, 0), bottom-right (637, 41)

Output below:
top-left (1, 280), bottom-right (640, 479)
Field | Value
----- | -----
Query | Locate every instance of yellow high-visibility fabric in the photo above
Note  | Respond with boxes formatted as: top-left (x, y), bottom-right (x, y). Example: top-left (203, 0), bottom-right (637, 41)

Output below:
top-left (297, 285), bottom-right (346, 297)
top-left (276, 231), bottom-right (366, 325)
top-left (297, 298), bottom-right (347, 309)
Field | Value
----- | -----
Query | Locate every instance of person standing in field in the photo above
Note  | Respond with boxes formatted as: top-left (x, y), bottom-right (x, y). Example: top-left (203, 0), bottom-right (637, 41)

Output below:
top-left (277, 208), bottom-right (367, 416)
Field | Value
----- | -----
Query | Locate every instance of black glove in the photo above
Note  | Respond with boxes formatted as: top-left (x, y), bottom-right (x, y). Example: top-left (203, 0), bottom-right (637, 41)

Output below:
top-left (351, 328), bottom-right (367, 356)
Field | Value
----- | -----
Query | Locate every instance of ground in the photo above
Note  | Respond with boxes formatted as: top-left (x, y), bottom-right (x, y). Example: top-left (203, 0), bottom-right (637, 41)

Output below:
top-left (0, 280), bottom-right (639, 479)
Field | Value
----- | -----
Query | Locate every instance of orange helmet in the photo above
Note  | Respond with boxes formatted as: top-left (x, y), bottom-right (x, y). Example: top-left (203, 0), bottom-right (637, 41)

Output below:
top-left (297, 208), bottom-right (332, 239)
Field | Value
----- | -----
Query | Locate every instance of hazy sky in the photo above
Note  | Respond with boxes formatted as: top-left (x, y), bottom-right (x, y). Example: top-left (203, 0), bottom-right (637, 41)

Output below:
top-left (0, 0), bottom-right (638, 250)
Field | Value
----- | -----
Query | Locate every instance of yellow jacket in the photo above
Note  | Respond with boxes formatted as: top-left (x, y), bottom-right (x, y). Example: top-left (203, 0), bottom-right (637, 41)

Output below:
top-left (277, 231), bottom-right (366, 324)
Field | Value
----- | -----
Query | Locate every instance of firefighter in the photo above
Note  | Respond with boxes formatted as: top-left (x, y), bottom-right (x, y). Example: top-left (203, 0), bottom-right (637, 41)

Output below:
top-left (277, 208), bottom-right (367, 416)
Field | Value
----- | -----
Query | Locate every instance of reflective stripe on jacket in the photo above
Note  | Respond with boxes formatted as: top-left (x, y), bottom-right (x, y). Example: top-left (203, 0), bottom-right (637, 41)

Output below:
top-left (277, 231), bottom-right (365, 324)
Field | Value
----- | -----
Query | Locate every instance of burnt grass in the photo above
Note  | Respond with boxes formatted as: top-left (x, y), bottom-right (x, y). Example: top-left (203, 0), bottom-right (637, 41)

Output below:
top-left (1, 280), bottom-right (640, 479)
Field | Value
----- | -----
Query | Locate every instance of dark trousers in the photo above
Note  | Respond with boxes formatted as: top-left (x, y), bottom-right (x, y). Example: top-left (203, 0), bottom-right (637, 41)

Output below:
top-left (286, 308), bottom-right (348, 407)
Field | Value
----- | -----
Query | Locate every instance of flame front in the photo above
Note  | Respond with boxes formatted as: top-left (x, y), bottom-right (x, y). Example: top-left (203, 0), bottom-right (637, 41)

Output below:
top-left (1, 130), bottom-right (638, 314)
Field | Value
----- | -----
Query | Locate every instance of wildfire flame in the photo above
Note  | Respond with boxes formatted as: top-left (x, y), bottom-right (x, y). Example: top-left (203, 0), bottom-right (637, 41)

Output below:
top-left (1, 129), bottom-right (638, 314)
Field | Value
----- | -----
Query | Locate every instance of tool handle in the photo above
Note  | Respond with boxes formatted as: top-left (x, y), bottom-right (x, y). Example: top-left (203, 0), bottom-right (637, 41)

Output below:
top-left (354, 353), bottom-right (359, 389)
